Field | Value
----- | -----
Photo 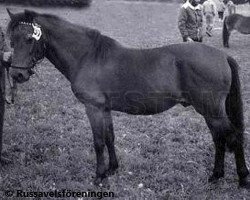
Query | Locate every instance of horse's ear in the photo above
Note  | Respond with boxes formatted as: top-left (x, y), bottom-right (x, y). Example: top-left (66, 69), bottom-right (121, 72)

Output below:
top-left (6, 8), bottom-right (15, 19)
top-left (24, 10), bottom-right (38, 21)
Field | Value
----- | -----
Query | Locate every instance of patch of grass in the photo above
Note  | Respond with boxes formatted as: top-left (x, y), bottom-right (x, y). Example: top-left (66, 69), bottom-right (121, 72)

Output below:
top-left (0, 1), bottom-right (250, 199)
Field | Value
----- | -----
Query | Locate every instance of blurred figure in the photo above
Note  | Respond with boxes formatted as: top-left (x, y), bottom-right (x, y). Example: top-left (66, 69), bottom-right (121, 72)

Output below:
top-left (203, 0), bottom-right (216, 37)
top-left (227, 0), bottom-right (236, 15)
top-left (0, 26), bottom-right (12, 162)
top-left (178, 0), bottom-right (203, 42)
top-left (217, 0), bottom-right (226, 21)
top-left (0, 27), bottom-right (11, 64)
top-left (0, 27), bottom-right (16, 105)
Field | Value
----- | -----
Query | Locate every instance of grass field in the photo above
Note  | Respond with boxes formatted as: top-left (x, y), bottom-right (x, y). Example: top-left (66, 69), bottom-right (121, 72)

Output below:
top-left (0, 1), bottom-right (250, 199)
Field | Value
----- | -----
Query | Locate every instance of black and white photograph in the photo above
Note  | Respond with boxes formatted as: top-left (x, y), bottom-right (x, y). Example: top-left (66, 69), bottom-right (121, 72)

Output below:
top-left (0, 0), bottom-right (250, 199)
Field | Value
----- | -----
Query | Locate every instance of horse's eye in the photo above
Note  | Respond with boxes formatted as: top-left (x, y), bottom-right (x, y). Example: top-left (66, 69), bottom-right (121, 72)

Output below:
top-left (26, 34), bottom-right (33, 41)
top-left (26, 38), bottom-right (33, 44)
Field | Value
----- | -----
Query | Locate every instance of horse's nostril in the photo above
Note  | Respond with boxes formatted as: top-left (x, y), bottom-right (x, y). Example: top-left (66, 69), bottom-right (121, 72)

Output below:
top-left (28, 69), bottom-right (35, 75)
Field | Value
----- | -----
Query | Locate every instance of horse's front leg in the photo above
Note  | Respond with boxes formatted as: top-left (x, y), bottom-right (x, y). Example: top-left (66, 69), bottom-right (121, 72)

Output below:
top-left (104, 111), bottom-right (118, 176)
top-left (85, 104), bottom-right (118, 185)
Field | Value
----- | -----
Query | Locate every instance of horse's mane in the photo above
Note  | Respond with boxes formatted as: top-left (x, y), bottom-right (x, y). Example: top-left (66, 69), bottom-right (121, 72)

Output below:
top-left (7, 10), bottom-right (117, 63)
top-left (86, 28), bottom-right (117, 62)
top-left (7, 11), bottom-right (60, 35)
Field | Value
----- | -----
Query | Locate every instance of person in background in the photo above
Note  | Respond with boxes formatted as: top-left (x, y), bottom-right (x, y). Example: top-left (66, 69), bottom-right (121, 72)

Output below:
top-left (227, 0), bottom-right (236, 15)
top-left (217, 0), bottom-right (226, 21)
top-left (0, 26), bottom-right (12, 164)
top-left (178, 0), bottom-right (203, 42)
top-left (0, 27), bottom-right (11, 65)
top-left (203, 0), bottom-right (216, 37)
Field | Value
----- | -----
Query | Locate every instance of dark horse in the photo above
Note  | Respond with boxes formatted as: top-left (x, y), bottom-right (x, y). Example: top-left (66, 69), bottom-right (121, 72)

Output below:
top-left (223, 14), bottom-right (250, 47)
top-left (6, 9), bottom-right (250, 188)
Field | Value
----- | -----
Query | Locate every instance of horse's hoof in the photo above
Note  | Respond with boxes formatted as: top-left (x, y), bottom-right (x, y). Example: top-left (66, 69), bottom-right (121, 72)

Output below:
top-left (239, 178), bottom-right (250, 189)
top-left (94, 177), bottom-right (103, 186)
top-left (105, 167), bottom-right (117, 176)
top-left (0, 156), bottom-right (12, 165)
top-left (208, 173), bottom-right (224, 183)
top-left (93, 172), bottom-right (107, 186)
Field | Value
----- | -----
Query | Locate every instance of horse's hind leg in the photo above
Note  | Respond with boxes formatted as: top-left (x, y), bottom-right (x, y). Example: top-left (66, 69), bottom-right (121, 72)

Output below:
top-left (205, 117), bottom-right (227, 182)
top-left (234, 139), bottom-right (250, 188)
top-left (222, 120), bottom-right (249, 188)
top-left (205, 115), bottom-right (249, 187)
top-left (226, 119), bottom-right (249, 187)
top-left (85, 104), bottom-right (118, 185)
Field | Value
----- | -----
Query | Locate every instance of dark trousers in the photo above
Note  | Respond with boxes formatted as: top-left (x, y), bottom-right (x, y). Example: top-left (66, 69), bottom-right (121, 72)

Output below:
top-left (218, 11), bottom-right (224, 20)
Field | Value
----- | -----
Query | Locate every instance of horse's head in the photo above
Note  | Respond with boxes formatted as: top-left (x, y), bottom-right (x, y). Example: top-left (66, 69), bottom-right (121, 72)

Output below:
top-left (7, 9), bottom-right (46, 83)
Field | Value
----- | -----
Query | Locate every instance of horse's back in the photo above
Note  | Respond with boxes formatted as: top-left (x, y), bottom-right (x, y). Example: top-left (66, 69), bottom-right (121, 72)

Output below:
top-left (226, 14), bottom-right (250, 33)
top-left (226, 14), bottom-right (242, 24)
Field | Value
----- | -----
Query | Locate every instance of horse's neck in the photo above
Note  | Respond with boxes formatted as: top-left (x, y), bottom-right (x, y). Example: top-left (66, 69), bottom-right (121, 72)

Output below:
top-left (45, 43), bottom-right (75, 81)
top-left (45, 45), bottom-right (71, 80)
top-left (44, 29), bottom-right (90, 81)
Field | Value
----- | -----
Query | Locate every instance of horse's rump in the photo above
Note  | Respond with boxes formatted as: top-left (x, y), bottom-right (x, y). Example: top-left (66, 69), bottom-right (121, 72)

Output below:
top-left (163, 43), bottom-right (232, 117)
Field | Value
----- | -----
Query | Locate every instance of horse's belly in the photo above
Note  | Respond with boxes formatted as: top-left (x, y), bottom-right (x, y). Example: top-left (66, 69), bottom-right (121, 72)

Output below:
top-left (111, 96), bottom-right (177, 115)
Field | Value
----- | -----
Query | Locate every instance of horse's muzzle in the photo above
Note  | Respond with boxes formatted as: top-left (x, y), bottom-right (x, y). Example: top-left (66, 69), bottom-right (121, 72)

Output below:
top-left (10, 67), bottom-right (31, 83)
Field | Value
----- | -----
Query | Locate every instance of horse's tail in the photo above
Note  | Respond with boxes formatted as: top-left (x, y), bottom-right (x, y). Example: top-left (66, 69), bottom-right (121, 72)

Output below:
top-left (223, 16), bottom-right (229, 47)
top-left (226, 56), bottom-right (244, 143)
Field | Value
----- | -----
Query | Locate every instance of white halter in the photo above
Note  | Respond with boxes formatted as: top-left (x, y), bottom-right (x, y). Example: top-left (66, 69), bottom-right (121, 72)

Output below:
top-left (19, 22), bottom-right (42, 41)
top-left (32, 23), bottom-right (42, 41)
